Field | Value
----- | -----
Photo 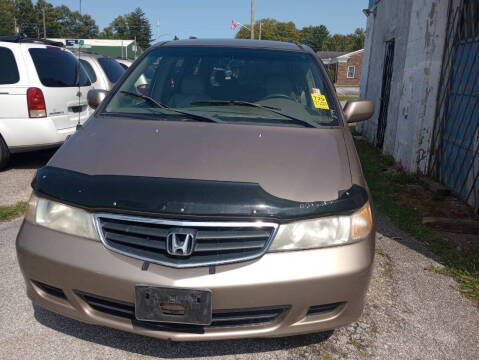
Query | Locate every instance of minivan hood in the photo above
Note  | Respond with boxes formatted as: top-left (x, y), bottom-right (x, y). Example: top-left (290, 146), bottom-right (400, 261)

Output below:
top-left (48, 116), bottom-right (352, 203)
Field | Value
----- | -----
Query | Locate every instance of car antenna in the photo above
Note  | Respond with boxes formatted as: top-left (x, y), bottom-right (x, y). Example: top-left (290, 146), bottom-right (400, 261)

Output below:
top-left (76, 0), bottom-right (83, 130)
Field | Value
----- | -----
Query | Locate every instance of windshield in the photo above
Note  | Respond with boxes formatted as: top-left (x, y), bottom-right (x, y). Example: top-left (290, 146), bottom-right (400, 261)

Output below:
top-left (104, 47), bottom-right (339, 127)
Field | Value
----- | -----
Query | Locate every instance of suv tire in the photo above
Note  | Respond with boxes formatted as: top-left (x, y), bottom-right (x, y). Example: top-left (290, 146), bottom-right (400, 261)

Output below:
top-left (0, 135), bottom-right (10, 170)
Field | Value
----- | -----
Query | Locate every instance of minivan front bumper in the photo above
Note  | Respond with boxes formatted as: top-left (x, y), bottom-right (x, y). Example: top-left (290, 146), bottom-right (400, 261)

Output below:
top-left (16, 220), bottom-right (375, 341)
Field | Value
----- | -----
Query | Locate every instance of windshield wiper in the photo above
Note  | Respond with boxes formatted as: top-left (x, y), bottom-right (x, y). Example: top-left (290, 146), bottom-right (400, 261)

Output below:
top-left (119, 91), bottom-right (223, 124)
top-left (120, 90), bottom-right (169, 108)
top-left (191, 100), bottom-right (320, 128)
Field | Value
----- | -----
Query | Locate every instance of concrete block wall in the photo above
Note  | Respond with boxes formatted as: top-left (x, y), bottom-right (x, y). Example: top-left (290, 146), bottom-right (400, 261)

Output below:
top-left (395, 0), bottom-right (449, 173)
top-left (357, 0), bottom-right (414, 158)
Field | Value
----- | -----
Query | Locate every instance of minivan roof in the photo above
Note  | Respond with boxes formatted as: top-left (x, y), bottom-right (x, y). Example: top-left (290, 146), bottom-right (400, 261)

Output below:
top-left (156, 39), bottom-right (309, 52)
top-left (0, 35), bottom-right (63, 47)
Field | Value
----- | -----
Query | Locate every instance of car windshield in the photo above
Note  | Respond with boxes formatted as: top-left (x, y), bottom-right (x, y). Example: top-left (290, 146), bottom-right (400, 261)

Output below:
top-left (104, 47), bottom-right (340, 127)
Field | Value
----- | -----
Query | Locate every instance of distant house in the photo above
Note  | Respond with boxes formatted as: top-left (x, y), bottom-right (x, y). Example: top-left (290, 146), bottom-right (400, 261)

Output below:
top-left (318, 49), bottom-right (364, 86)
top-left (48, 38), bottom-right (142, 60)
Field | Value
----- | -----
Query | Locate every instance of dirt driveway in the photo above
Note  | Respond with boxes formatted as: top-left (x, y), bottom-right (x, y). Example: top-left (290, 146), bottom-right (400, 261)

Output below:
top-left (0, 151), bottom-right (478, 359)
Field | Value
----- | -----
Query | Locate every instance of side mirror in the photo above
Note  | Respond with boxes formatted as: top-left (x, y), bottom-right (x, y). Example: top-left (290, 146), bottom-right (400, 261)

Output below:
top-left (87, 89), bottom-right (108, 109)
top-left (343, 99), bottom-right (374, 123)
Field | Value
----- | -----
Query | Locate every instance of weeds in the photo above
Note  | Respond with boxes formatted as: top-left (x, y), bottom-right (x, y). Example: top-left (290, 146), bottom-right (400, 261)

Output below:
top-left (355, 139), bottom-right (479, 304)
top-left (0, 201), bottom-right (27, 222)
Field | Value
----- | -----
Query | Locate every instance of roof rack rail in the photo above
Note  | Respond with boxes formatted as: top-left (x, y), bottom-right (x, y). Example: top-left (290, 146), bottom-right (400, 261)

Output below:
top-left (0, 34), bottom-right (64, 47)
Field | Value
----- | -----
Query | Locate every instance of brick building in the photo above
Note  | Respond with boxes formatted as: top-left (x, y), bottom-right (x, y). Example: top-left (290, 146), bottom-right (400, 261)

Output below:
top-left (318, 49), bottom-right (364, 86)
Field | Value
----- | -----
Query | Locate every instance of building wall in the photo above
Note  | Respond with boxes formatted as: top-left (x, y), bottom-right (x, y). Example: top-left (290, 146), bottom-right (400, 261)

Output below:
top-left (358, 0), bottom-right (449, 173)
top-left (84, 44), bottom-right (141, 59)
top-left (336, 52), bottom-right (363, 86)
top-left (357, 0), bottom-right (414, 157)
top-left (395, 0), bottom-right (449, 173)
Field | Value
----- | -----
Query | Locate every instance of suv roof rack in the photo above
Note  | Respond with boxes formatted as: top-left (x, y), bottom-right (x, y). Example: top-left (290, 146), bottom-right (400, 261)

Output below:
top-left (0, 35), bottom-right (64, 47)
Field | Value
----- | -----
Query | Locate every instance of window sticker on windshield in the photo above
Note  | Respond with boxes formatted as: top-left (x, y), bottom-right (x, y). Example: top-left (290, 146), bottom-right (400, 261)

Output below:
top-left (311, 93), bottom-right (329, 110)
top-left (312, 88), bottom-right (321, 94)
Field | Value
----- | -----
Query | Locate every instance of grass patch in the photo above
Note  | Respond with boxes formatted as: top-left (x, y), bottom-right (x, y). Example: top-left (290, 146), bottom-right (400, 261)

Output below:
top-left (375, 247), bottom-right (394, 276)
top-left (355, 139), bottom-right (479, 304)
top-left (0, 201), bottom-right (27, 222)
top-left (338, 95), bottom-right (359, 102)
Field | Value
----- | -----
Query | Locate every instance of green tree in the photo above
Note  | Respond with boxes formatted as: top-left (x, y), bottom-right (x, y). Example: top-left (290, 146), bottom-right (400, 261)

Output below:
top-left (299, 25), bottom-right (329, 51)
top-left (35, 0), bottom-right (60, 37)
top-left (322, 28), bottom-right (365, 52)
top-left (101, 8), bottom-right (151, 49)
top-left (126, 7), bottom-right (151, 49)
top-left (36, 3), bottom-right (98, 38)
top-left (4, 0), bottom-right (99, 38)
top-left (350, 28), bottom-right (365, 51)
top-left (102, 15), bottom-right (129, 39)
top-left (15, 0), bottom-right (39, 37)
top-left (0, 0), bottom-right (15, 36)
top-left (322, 34), bottom-right (352, 52)
top-left (235, 18), bottom-right (299, 42)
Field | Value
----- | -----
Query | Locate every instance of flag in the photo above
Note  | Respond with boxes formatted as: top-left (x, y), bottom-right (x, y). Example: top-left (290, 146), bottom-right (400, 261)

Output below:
top-left (231, 20), bottom-right (240, 30)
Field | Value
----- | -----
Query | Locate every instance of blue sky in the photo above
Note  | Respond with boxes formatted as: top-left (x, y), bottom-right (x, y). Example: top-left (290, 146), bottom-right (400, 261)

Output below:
top-left (47, 0), bottom-right (367, 40)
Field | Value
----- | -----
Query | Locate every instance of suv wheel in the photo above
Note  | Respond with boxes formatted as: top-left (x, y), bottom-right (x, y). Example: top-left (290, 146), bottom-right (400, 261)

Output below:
top-left (0, 135), bottom-right (10, 170)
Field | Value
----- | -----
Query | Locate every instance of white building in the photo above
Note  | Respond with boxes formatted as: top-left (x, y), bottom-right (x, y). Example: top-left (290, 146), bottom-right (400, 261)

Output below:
top-left (358, 0), bottom-right (479, 212)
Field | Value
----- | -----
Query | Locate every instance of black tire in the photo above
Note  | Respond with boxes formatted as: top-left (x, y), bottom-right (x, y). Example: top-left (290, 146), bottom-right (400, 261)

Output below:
top-left (0, 135), bottom-right (10, 170)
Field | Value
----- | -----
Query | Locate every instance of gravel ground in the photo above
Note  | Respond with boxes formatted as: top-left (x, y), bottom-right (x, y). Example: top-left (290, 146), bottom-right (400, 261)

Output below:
top-left (0, 149), bottom-right (55, 206)
top-left (1, 213), bottom-right (478, 359)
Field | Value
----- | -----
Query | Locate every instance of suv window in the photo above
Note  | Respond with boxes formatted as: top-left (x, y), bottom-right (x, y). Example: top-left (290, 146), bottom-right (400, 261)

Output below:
top-left (80, 59), bottom-right (97, 83)
top-left (98, 58), bottom-right (125, 83)
top-left (29, 48), bottom-right (90, 87)
top-left (106, 47), bottom-right (339, 126)
top-left (0, 47), bottom-right (20, 84)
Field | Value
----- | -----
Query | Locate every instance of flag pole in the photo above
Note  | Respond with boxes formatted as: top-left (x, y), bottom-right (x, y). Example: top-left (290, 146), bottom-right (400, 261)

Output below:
top-left (250, 0), bottom-right (255, 39)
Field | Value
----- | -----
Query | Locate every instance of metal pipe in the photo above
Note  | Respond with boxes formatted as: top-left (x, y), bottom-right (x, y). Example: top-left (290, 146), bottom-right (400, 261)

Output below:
top-left (250, 0), bottom-right (255, 40)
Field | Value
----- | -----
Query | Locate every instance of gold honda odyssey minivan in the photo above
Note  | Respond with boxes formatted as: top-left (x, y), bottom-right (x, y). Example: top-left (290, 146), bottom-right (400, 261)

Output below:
top-left (16, 39), bottom-right (375, 341)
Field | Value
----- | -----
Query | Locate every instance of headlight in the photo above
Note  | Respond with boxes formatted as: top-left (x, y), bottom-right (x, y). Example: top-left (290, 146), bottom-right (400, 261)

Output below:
top-left (24, 193), bottom-right (99, 240)
top-left (269, 202), bottom-right (372, 251)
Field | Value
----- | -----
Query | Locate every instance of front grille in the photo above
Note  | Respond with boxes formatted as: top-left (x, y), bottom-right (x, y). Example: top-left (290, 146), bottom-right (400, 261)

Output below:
top-left (95, 214), bottom-right (277, 268)
top-left (80, 292), bottom-right (287, 333)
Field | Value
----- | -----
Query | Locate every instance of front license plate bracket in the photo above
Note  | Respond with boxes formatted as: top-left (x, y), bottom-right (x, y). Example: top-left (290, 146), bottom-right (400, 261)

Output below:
top-left (135, 286), bottom-right (212, 325)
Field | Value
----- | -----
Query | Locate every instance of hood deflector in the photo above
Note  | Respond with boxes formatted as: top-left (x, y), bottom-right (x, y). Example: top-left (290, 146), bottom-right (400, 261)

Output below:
top-left (33, 166), bottom-right (368, 220)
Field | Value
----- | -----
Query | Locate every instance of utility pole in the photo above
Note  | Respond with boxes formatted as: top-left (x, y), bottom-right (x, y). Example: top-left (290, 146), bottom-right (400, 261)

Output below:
top-left (259, 21), bottom-right (262, 40)
top-left (134, 35), bottom-right (137, 59)
top-left (156, 19), bottom-right (160, 42)
top-left (42, 8), bottom-right (46, 38)
top-left (14, 17), bottom-right (18, 35)
top-left (250, 0), bottom-right (254, 39)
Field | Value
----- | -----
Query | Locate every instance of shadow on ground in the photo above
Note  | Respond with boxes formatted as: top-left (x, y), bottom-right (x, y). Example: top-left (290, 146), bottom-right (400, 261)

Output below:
top-left (5, 148), bottom-right (57, 171)
top-left (375, 212), bottom-right (443, 265)
top-left (33, 305), bottom-right (333, 358)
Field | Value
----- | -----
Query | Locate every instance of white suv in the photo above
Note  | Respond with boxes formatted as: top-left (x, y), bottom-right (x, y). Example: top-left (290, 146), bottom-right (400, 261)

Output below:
top-left (0, 36), bottom-right (92, 169)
